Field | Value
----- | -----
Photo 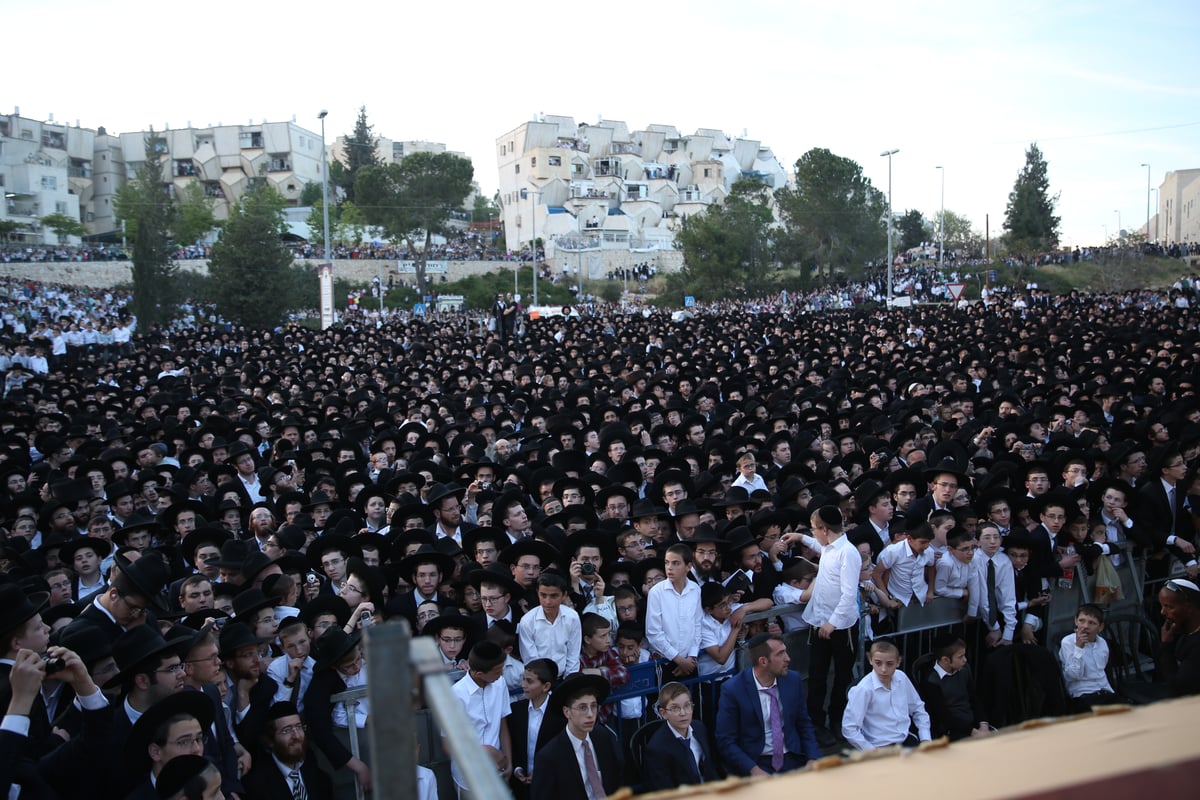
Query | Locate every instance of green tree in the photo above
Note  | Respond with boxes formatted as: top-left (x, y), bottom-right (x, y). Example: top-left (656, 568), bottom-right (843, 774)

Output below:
top-left (0, 219), bottom-right (25, 243)
top-left (674, 179), bottom-right (776, 298)
top-left (299, 181), bottom-right (323, 207)
top-left (334, 106), bottom-right (380, 203)
top-left (354, 152), bottom-right (474, 294)
top-left (339, 201), bottom-right (367, 246)
top-left (39, 213), bottom-right (87, 243)
top-left (115, 129), bottom-right (178, 326)
top-left (472, 194), bottom-right (498, 224)
top-left (175, 182), bottom-right (217, 246)
top-left (776, 148), bottom-right (887, 283)
top-left (207, 184), bottom-right (295, 328)
top-left (304, 199), bottom-right (342, 247)
top-left (896, 209), bottom-right (930, 253)
top-left (1003, 142), bottom-right (1060, 258)
top-left (935, 209), bottom-right (985, 256)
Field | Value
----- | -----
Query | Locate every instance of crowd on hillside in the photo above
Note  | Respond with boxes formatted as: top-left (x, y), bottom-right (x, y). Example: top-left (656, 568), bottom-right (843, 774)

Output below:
top-left (2, 267), bottom-right (1200, 797)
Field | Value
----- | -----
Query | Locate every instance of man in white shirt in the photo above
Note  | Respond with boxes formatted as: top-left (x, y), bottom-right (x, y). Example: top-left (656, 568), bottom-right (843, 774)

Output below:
top-left (970, 524), bottom-right (1018, 647)
top-left (799, 505), bottom-right (859, 740)
top-left (449, 641), bottom-right (513, 798)
top-left (842, 640), bottom-right (931, 750)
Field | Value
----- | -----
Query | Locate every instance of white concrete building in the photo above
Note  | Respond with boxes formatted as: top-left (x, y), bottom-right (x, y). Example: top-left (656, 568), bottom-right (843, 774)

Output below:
top-left (1159, 169), bottom-right (1200, 245)
top-left (0, 112), bottom-right (87, 244)
top-left (495, 115), bottom-right (788, 270)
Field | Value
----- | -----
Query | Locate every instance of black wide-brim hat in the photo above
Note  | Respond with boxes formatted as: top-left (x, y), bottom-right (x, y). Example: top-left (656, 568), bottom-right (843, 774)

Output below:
top-left (0, 585), bottom-right (48, 640)
top-left (104, 625), bottom-right (193, 689)
top-left (549, 673), bottom-right (611, 715)
top-left (312, 626), bottom-right (362, 671)
top-left (123, 691), bottom-right (215, 775)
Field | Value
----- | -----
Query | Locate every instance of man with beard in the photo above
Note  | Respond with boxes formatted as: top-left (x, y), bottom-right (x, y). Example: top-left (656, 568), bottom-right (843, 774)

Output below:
top-left (218, 622), bottom-right (277, 743)
top-left (243, 701), bottom-right (333, 799)
top-left (687, 527), bottom-right (723, 584)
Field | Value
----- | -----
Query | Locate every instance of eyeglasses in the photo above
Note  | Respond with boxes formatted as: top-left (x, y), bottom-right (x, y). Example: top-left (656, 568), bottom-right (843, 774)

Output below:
top-left (569, 703), bottom-right (599, 714)
top-left (322, 557), bottom-right (345, 568)
top-left (955, 545), bottom-right (979, 553)
top-left (1165, 579), bottom-right (1200, 593)
top-left (438, 636), bottom-right (466, 645)
top-left (156, 663), bottom-right (187, 675)
top-left (277, 723), bottom-right (308, 737)
top-left (662, 702), bottom-right (693, 715)
top-left (479, 595), bottom-right (506, 605)
top-left (933, 482), bottom-right (958, 489)
top-left (186, 653), bottom-right (222, 664)
top-left (164, 733), bottom-right (209, 749)
top-left (118, 593), bottom-right (148, 616)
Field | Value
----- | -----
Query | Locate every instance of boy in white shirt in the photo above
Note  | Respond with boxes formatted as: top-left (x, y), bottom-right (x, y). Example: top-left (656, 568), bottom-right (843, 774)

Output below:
top-left (934, 529), bottom-right (976, 601)
top-left (698, 583), bottom-right (745, 675)
top-left (517, 571), bottom-right (581, 677)
top-left (842, 640), bottom-right (931, 750)
top-left (1059, 603), bottom-right (1119, 712)
top-left (875, 524), bottom-right (935, 609)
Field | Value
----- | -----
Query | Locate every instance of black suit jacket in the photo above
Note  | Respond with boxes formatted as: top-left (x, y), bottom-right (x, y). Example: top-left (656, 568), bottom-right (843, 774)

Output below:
top-left (642, 719), bottom-right (720, 791)
top-left (530, 726), bottom-right (623, 800)
top-left (243, 757), bottom-right (333, 800)
top-left (1139, 479), bottom-right (1195, 555)
top-left (302, 669), bottom-right (354, 771)
top-left (384, 590), bottom-right (455, 630)
top-left (0, 664), bottom-right (52, 758)
top-left (508, 697), bottom-right (566, 778)
top-left (62, 601), bottom-right (124, 646)
top-left (848, 521), bottom-right (890, 560)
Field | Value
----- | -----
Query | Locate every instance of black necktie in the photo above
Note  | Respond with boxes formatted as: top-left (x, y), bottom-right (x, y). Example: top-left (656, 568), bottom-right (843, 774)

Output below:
top-left (1169, 487), bottom-right (1177, 535)
top-left (986, 559), bottom-right (1000, 626)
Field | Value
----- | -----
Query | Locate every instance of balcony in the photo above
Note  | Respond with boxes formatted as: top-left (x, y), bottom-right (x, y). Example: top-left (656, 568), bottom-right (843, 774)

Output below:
top-left (174, 160), bottom-right (197, 177)
top-left (41, 131), bottom-right (66, 149)
top-left (202, 182), bottom-right (225, 199)
top-left (267, 156), bottom-right (292, 172)
top-left (5, 201), bottom-right (40, 218)
top-left (239, 131), bottom-right (264, 149)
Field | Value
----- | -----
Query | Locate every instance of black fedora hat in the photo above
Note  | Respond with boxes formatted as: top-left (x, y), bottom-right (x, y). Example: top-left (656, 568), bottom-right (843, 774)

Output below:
top-left (154, 755), bottom-right (213, 799)
top-left (396, 543), bottom-right (455, 582)
top-left (421, 610), bottom-right (480, 641)
top-left (307, 534), bottom-right (363, 573)
top-left (180, 526), bottom-right (230, 565)
top-left (466, 561), bottom-right (524, 597)
top-left (112, 552), bottom-right (171, 613)
top-left (104, 625), bottom-right (193, 689)
top-left (498, 538), bottom-right (559, 570)
top-left (0, 584), bottom-right (48, 639)
top-left (311, 627), bottom-right (362, 671)
top-left (424, 482), bottom-right (467, 509)
top-left (57, 535), bottom-right (113, 565)
top-left (123, 692), bottom-right (214, 776)
top-left (548, 673), bottom-right (611, 715)
top-left (112, 521), bottom-right (161, 548)
top-left (231, 587), bottom-right (275, 621)
top-left (217, 621), bottom-right (271, 659)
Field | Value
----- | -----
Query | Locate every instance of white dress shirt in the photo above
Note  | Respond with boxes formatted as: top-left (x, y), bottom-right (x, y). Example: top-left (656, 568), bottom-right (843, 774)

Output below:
top-left (803, 534), bottom-right (861, 630)
top-left (842, 670), bottom-right (931, 750)
top-left (697, 613), bottom-right (732, 675)
top-left (518, 605), bottom-right (581, 676)
top-left (969, 551), bottom-right (1018, 641)
top-left (525, 694), bottom-right (549, 772)
top-left (450, 671), bottom-right (511, 788)
top-left (646, 578), bottom-right (702, 661)
top-left (1058, 634), bottom-right (1115, 697)
top-left (877, 539), bottom-right (933, 605)
top-left (934, 552), bottom-right (972, 599)
top-left (567, 729), bottom-right (604, 800)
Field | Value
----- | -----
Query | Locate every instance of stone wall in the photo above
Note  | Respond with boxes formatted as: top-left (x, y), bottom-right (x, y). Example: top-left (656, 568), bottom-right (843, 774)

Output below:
top-left (0, 250), bottom-right (685, 289)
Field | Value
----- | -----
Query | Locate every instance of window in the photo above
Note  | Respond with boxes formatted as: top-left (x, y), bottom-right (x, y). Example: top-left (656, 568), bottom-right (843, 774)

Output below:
top-left (500, 144), bottom-right (506, 156)
top-left (85, 212), bottom-right (94, 222)
top-left (515, 164), bottom-right (520, 174)
top-left (703, 168), bottom-right (711, 177)
top-left (549, 155), bottom-right (561, 167)
top-left (55, 202), bottom-right (67, 213)
top-left (42, 175), bottom-right (57, 190)
top-left (530, 157), bottom-right (537, 168)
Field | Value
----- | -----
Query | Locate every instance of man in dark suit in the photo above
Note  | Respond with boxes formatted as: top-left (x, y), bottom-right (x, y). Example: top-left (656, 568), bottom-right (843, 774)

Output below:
top-left (715, 633), bottom-right (821, 776)
top-left (384, 545), bottom-right (456, 630)
top-left (243, 701), bottom-right (333, 800)
top-left (1139, 446), bottom-right (1198, 578)
top-left (531, 674), bottom-right (623, 800)
top-left (642, 682), bottom-right (720, 791)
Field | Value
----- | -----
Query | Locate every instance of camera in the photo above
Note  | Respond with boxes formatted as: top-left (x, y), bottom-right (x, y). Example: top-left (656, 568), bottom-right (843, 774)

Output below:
top-left (477, 481), bottom-right (493, 491)
top-left (42, 655), bottom-right (66, 676)
top-left (306, 572), bottom-right (321, 586)
top-left (580, 562), bottom-right (596, 576)
top-left (360, 610), bottom-right (373, 625)
top-left (875, 450), bottom-right (892, 462)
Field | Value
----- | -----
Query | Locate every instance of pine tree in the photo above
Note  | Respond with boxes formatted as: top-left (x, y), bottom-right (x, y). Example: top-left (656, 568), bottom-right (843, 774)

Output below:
top-left (116, 129), bottom-right (178, 326)
top-left (1003, 143), bottom-right (1061, 257)
top-left (207, 184), bottom-right (295, 328)
top-left (335, 106), bottom-right (380, 202)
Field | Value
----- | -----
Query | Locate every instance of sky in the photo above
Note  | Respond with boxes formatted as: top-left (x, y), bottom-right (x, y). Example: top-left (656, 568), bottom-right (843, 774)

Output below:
top-left (9, 0), bottom-right (1198, 248)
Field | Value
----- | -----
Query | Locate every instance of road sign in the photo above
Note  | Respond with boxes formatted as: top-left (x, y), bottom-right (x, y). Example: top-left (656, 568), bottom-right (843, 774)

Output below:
top-left (946, 283), bottom-right (966, 301)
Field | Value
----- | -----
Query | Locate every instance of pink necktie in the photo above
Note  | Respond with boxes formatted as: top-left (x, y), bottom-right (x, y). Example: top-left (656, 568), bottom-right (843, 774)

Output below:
top-left (765, 685), bottom-right (785, 772)
top-left (582, 739), bottom-right (606, 798)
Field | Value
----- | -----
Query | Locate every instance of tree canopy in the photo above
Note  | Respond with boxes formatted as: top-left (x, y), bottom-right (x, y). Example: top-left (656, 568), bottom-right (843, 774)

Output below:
top-left (896, 209), bottom-right (930, 253)
top-left (776, 148), bottom-right (887, 282)
top-left (207, 184), bottom-right (296, 328)
top-left (675, 179), bottom-right (776, 298)
top-left (1003, 142), bottom-right (1060, 257)
top-left (354, 151), bottom-right (474, 294)
top-left (39, 213), bottom-right (87, 244)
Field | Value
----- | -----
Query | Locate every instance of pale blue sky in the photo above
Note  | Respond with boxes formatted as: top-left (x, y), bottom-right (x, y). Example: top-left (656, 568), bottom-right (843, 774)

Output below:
top-left (9, 0), bottom-right (1198, 248)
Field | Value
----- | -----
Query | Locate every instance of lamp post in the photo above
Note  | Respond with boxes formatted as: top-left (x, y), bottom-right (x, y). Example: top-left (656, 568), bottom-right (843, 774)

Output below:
top-left (1114, 210), bottom-right (1121, 242)
top-left (935, 165), bottom-right (944, 271)
top-left (1140, 163), bottom-right (1151, 243)
top-left (1152, 188), bottom-right (1159, 242)
top-left (318, 110), bottom-right (333, 329)
top-left (880, 149), bottom-right (899, 304)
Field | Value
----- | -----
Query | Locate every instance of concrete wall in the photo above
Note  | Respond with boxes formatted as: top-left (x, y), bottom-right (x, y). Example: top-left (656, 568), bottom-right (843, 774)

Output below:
top-left (0, 251), bottom-right (685, 289)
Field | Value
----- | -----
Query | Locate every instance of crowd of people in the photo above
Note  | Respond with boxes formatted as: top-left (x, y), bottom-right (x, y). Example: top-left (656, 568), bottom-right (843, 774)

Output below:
top-left (2, 266), bottom-right (1200, 798)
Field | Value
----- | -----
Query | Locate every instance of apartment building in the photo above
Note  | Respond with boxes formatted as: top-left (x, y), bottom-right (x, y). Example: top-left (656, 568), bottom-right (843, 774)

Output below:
top-left (0, 112), bottom-right (87, 244)
top-left (495, 115), bottom-right (789, 258)
top-left (1159, 169), bottom-right (1200, 245)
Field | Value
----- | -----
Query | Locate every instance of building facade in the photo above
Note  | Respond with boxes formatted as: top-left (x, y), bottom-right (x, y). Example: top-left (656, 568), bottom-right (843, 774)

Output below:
top-left (0, 112), bottom-right (87, 244)
top-left (1159, 169), bottom-right (1200, 245)
top-left (494, 115), bottom-right (788, 263)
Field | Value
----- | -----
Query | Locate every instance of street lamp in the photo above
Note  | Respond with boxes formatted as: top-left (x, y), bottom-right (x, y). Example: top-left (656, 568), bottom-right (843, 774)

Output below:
top-left (1152, 187), bottom-right (1159, 242)
top-left (935, 165), bottom-right (944, 271)
top-left (521, 187), bottom-right (542, 306)
top-left (1140, 163), bottom-right (1151, 243)
top-left (1114, 209), bottom-right (1121, 241)
top-left (880, 149), bottom-right (899, 303)
top-left (318, 110), bottom-right (333, 329)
